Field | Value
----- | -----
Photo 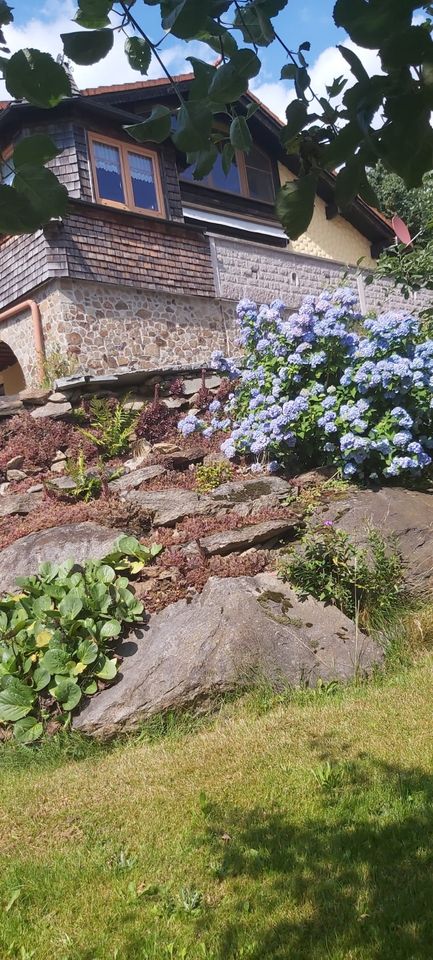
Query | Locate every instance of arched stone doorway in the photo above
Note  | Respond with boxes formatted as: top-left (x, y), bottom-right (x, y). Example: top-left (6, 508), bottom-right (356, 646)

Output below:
top-left (0, 341), bottom-right (26, 395)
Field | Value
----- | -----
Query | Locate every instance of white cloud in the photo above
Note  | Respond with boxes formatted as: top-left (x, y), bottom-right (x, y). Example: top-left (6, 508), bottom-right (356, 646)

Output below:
top-left (251, 40), bottom-right (381, 121)
top-left (0, 0), bottom-right (200, 96)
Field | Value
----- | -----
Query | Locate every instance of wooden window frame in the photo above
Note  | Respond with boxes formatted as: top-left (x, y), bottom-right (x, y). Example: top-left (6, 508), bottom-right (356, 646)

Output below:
top-left (88, 132), bottom-right (165, 218)
top-left (180, 139), bottom-right (276, 204)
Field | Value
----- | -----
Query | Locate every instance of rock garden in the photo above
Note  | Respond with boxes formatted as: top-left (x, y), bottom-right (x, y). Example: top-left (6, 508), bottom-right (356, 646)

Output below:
top-left (1, 287), bottom-right (433, 742)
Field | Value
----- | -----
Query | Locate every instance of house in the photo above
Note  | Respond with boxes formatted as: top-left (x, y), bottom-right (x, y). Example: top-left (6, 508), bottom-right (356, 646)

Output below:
top-left (0, 73), bottom-right (425, 394)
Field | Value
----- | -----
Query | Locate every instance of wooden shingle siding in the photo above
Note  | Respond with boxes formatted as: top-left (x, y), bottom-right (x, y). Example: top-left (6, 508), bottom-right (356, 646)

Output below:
top-left (0, 204), bottom-right (215, 309)
top-left (0, 231), bottom-right (52, 307)
top-left (62, 207), bottom-right (214, 297)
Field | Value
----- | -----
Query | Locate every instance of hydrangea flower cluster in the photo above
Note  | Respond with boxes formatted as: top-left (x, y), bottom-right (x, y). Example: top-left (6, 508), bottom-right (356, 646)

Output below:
top-left (178, 288), bottom-right (433, 482)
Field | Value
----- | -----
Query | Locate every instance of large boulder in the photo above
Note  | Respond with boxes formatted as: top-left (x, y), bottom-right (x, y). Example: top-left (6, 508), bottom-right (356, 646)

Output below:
top-left (0, 523), bottom-right (124, 594)
top-left (74, 573), bottom-right (383, 738)
top-left (314, 487), bottom-right (433, 592)
top-left (124, 487), bottom-right (215, 526)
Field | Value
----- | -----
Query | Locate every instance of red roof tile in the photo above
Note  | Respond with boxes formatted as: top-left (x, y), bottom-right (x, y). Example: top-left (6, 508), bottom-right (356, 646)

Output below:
top-left (80, 73), bottom-right (194, 97)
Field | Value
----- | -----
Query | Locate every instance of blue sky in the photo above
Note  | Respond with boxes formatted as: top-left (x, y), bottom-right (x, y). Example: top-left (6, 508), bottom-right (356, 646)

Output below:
top-left (5, 1), bottom-right (374, 117)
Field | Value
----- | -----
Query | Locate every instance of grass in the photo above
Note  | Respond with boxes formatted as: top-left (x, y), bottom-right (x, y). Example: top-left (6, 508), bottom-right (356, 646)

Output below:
top-left (2, 652), bottom-right (433, 960)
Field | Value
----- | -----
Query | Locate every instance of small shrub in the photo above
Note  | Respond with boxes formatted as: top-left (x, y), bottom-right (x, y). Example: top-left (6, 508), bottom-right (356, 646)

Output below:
top-left (40, 343), bottom-right (78, 388)
top-left (195, 461), bottom-right (233, 492)
top-left (0, 413), bottom-right (96, 473)
top-left (80, 395), bottom-right (139, 459)
top-left (0, 537), bottom-right (160, 742)
top-left (278, 524), bottom-right (404, 629)
top-left (63, 450), bottom-right (103, 501)
top-left (135, 400), bottom-right (177, 444)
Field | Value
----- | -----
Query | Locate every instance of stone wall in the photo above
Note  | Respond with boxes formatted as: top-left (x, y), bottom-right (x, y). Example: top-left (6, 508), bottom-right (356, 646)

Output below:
top-left (211, 235), bottom-right (433, 316)
top-left (38, 278), bottom-right (237, 374)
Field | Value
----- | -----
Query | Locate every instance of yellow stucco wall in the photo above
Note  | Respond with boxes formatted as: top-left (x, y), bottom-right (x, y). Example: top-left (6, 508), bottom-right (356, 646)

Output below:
top-left (278, 164), bottom-right (376, 269)
top-left (0, 361), bottom-right (26, 395)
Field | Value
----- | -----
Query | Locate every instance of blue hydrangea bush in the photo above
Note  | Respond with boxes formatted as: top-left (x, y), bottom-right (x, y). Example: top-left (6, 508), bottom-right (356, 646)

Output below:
top-left (178, 288), bottom-right (433, 482)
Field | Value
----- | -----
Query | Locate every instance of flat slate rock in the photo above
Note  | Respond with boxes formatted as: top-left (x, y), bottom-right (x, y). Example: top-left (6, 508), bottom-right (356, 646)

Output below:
top-left (31, 401), bottom-right (72, 420)
top-left (211, 476), bottom-right (291, 503)
top-left (125, 487), bottom-right (215, 526)
top-left (199, 518), bottom-right (298, 555)
top-left (74, 573), bottom-right (383, 738)
top-left (314, 486), bottom-right (433, 592)
top-left (0, 523), bottom-right (124, 594)
top-left (109, 464), bottom-right (165, 493)
top-left (0, 490), bottom-right (43, 517)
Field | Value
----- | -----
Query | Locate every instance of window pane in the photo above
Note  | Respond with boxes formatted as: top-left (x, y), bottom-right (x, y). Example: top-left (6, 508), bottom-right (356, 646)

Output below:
top-left (246, 144), bottom-right (272, 173)
top-left (1, 157), bottom-right (14, 186)
top-left (93, 141), bottom-right (125, 203)
top-left (246, 166), bottom-right (275, 202)
top-left (128, 151), bottom-right (158, 211)
top-left (211, 150), bottom-right (241, 193)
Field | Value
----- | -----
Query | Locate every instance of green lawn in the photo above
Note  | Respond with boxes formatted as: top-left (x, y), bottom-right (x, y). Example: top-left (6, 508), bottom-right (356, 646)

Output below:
top-left (2, 656), bottom-right (433, 960)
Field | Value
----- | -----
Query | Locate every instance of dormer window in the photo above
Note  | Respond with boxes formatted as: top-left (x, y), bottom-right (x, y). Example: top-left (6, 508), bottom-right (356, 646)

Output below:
top-left (180, 140), bottom-right (275, 204)
top-left (88, 133), bottom-right (165, 217)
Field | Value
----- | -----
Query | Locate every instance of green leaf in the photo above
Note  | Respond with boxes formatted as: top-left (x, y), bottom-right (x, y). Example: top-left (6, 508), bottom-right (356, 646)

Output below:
top-left (40, 647), bottom-right (71, 676)
top-left (13, 134), bottom-right (62, 169)
top-left (334, 0), bottom-right (414, 49)
top-left (74, 0), bottom-right (112, 28)
top-left (3, 49), bottom-right (71, 108)
top-left (116, 535), bottom-right (141, 554)
top-left (161, 0), bottom-right (210, 39)
top-left (125, 106), bottom-right (172, 144)
top-left (96, 564), bottom-right (116, 584)
top-left (61, 28), bottom-right (113, 66)
top-left (196, 21), bottom-right (238, 57)
top-left (58, 590), bottom-right (83, 621)
top-left (230, 116), bottom-right (252, 152)
top-left (14, 165), bottom-right (69, 222)
top-left (125, 36), bottom-right (152, 75)
top-left (280, 99), bottom-right (308, 146)
top-left (99, 619), bottom-right (122, 639)
top-left (32, 666), bottom-right (51, 691)
top-left (337, 44), bottom-right (369, 83)
top-left (172, 101), bottom-right (213, 152)
top-left (96, 656), bottom-right (118, 681)
top-left (0, 2), bottom-right (13, 27)
top-left (83, 679), bottom-right (98, 695)
top-left (381, 25), bottom-right (433, 69)
top-left (0, 678), bottom-right (35, 723)
top-left (208, 49), bottom-right (261, 103)
top-left (0, 185), bottom-right (41, 234)
top-left (222, 142), bottom-right (235, 175)
top-left (76, 638), bottom-right (99, 665)
top-left (275, 172), bottom-right (318, 240)
top-left (326, 75), bottom-right (348, 99)
top-left (322, 121), bottom-right (362, 170)
top-left (189, 143), bottom-right (218, 179)
top-left (335, 156), bottom-right (363, 209)
top-left (233, 3), bottom-right (275, 47)
top-left (13, 716), bottom-right (43, 744)
top-left (53, 678), bottom-right (82, 711)
top-left (246, 101), bottom-right (259, 119)
top-left (280, 64), bottom-right (297, 80)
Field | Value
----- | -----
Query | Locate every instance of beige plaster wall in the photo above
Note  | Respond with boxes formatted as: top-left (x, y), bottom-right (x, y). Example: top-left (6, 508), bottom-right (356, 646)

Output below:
top-left (278, 164), bottom-right (376, 268)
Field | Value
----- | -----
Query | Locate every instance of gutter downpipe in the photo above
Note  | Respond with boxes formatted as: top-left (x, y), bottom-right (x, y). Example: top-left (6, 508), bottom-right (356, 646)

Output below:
top-left (0, 299), bottom-right (45, 383)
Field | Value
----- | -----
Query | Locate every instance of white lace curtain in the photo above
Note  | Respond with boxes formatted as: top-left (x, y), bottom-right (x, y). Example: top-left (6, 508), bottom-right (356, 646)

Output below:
top-left (94, 142), bottom-right (121, 173)
top-left (128, 152), bottom-right (154, 183)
